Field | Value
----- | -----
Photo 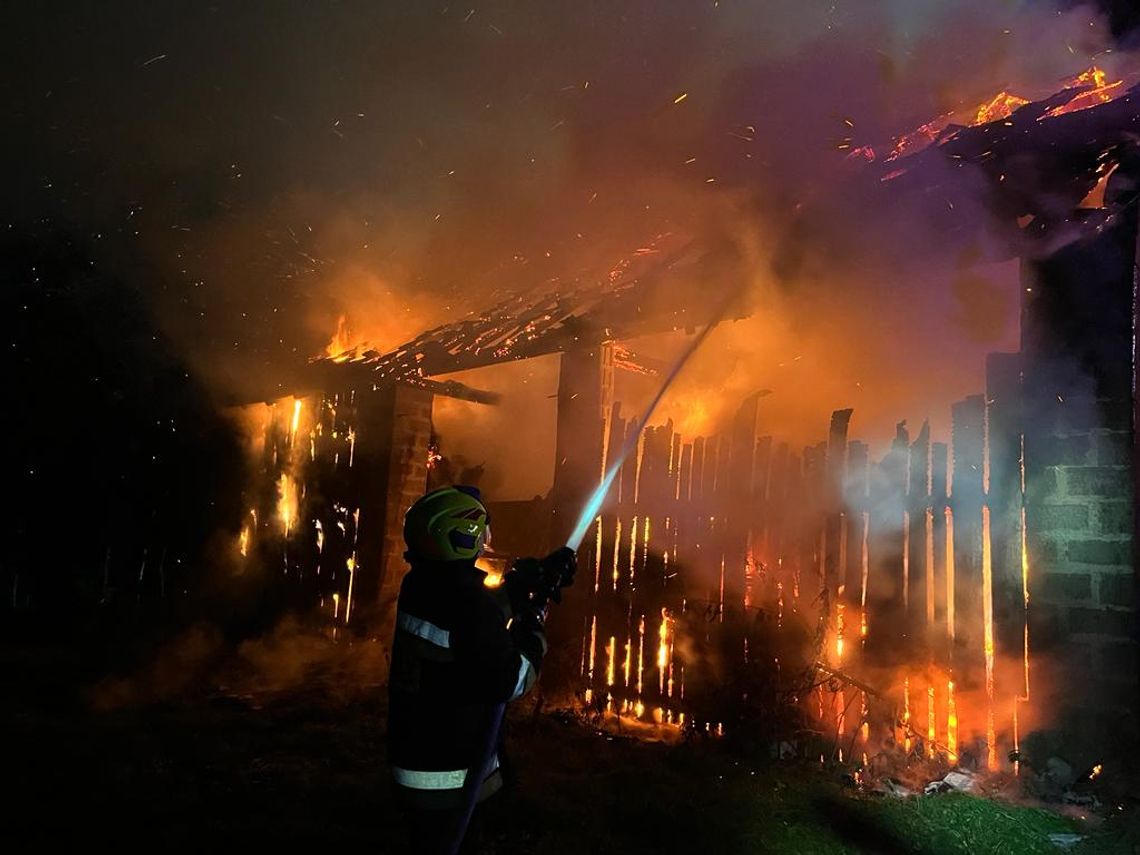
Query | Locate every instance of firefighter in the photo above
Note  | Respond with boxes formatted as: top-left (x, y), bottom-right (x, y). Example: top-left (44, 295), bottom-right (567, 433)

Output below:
top-left (387, 485), bottom-right (575, 854)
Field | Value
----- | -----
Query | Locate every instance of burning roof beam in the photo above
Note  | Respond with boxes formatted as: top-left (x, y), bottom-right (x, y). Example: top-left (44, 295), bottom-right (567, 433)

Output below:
top-left (308, 239), bottom-right (745, 384)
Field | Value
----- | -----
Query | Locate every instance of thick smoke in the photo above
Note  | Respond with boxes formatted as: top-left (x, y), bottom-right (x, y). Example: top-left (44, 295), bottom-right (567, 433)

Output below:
top-left (4, 2), bottom-right (1134, 409)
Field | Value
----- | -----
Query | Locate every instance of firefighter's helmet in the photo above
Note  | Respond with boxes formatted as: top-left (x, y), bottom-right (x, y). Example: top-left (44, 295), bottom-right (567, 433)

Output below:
top-left (403, 486), bottom-right (490, 562)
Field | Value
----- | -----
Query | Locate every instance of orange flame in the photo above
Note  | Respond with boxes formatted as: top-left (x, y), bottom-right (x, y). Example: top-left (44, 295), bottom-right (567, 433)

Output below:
top-left (886, 68), bottom-right (1120, 163)
top-left (836, 602), bottom-right (846, 662)
top-left (927, 684), bottom-right (937, 759)
top-left (475, 556), bottom-right (505, 588)
top-left (947, 679), bottom-right (959, 760)
top-left (1044, 67), bottom-right (1124, 119)
top-left (974, 91), bottom-right (1029, 125)
top-left (903, 678), bottom-right (912, 753)
top-left (323, 315), bottom-right (369, 363)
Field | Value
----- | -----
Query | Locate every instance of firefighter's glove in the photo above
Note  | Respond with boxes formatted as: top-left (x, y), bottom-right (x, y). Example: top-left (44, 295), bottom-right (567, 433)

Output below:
top-left (538, 546), bottom-right (577, 604)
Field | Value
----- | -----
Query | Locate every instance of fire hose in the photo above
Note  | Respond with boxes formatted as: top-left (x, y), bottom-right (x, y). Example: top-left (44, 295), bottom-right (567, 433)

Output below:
top-left (447, 313), bottom-right (729, 854)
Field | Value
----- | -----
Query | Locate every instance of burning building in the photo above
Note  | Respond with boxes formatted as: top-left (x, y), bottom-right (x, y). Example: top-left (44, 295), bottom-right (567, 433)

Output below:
top-left (235, 71), bottom-right (1139, 771)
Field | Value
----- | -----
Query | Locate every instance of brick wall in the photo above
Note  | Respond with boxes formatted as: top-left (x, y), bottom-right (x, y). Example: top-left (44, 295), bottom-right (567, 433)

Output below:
top-left (374, 383), bottom-right (434, 641)
top-left (1019, 199), bottom-right (1137, 761)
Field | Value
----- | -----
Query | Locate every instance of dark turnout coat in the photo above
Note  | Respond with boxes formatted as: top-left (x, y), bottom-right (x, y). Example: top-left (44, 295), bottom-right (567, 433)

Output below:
top-left (387, 559), bottom-right (545, 808)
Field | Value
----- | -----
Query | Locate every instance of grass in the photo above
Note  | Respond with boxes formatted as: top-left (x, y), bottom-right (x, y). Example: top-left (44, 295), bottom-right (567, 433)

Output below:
top-left (499, 711), bottom-right (1106, 854)
top-left (839, 792), bottom-right (1079, 854)
top-left (505, 706), bottom-right (1140, 854)
top-left (4, 637), bottom-right (1132, 852)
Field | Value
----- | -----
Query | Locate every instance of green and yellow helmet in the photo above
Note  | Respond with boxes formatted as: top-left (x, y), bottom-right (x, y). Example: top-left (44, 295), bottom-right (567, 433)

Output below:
top-left (403, 485), bottom-right (490, 562)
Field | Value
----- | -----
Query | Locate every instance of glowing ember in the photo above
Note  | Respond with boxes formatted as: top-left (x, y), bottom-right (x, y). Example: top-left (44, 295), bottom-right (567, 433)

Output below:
top-left (612, 344), bottom-right (659, 377)
top-left (718, 555), bottom-right (725, 624)
top-left (947, 679), bottom-right (959, 760)
top-left (637, 615), bottom-right (645, 696)
top-left (277, 473), bottom-right (298, 536)
top-left (657, 608), bottom-right (671, 694)
top-left (344, 553), bottom-right (356, 624)
top-left (289, 398), bottom-right (302, 447)
top-left (642, 516), bottom-right (650, 574)
top-left (587, 615), bottom-right (598, 685)
top-left (629, 515), bottom-right (638, 585)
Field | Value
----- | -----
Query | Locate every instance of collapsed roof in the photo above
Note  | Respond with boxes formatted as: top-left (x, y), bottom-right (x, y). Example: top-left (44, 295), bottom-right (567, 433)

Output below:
top-left (304, 74), bottom-right (1139, 401)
